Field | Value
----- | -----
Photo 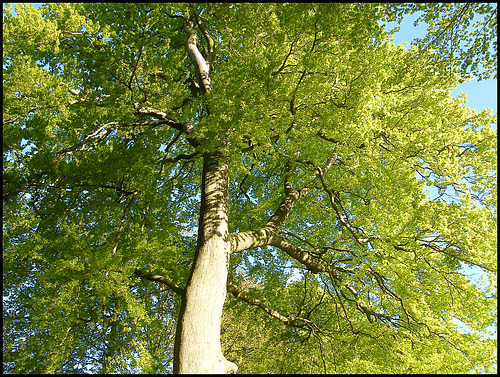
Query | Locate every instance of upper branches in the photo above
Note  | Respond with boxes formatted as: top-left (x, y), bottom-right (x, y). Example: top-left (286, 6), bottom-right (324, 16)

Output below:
top-left (385, 3), bottom-right (497, 81)
top-left (182, 11), bottom-right (214, 95)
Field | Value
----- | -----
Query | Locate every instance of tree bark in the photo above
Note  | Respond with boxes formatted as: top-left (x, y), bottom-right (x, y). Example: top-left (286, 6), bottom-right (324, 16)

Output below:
top-left (172, 14), bottom-right (236, 373)
top-left (183, 19), bottom-right (212, 94)
top-left (173, 151), bottom-right (237, 374)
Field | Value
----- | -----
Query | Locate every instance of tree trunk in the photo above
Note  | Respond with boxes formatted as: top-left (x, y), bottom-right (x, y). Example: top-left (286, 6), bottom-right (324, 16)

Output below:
top-left (173, 151), bottom-right (237, 374)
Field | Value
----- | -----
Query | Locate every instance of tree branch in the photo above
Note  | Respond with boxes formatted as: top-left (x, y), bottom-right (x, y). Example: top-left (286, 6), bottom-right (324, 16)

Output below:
top-left (112, 191), bottom-right (137, 255)
top-left (230, 226), bottom-right (279, 254)
top-left (134, 269), bottom-right (185, 296)
top-left (191, 9), bottom-right (215, 72)
top-left (231, 225), bottom-right (401, 327)
top-left (316, 165), bottom-right (377, 247)
top-left (133, 103), bottom-right (201, 147)
top-left (231, 153), bottom-right (340, 254)
top-left (183, 17), bottom-right (212, 94)
top-left (56, 122), bottom-right (118, 156)
top-left (227, 282), bottom-right (320, 331)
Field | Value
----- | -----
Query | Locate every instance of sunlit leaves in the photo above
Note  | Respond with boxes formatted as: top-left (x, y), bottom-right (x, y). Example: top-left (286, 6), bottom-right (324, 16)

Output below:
top-left (3, 2), bottom-right (497, 374)
top-left (383, 3), bottom-right (497, 81)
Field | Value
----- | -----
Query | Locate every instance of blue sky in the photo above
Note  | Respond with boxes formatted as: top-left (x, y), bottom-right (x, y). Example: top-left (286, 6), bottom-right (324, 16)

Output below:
top-left (384, 12), bottom-right (497, 348)
top-left (385, 11), bottom-right (497, 117)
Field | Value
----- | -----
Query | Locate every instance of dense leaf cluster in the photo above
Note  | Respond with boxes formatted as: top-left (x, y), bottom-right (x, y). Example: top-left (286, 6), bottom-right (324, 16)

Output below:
top-left (3, 3), bottom-right (496, 373)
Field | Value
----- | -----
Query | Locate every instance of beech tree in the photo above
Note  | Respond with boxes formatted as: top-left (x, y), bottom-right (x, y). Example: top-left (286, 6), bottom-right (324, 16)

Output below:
top-left (3, 3), bottom-right (497, 374)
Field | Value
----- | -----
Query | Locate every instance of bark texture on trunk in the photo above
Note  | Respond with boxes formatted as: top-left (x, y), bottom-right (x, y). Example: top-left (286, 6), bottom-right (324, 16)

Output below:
top-left (174, 152), bottom-right (237, 374)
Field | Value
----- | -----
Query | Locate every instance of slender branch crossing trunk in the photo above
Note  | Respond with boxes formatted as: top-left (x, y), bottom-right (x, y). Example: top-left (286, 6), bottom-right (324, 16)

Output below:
top-left (173, 152), bottom-right (237, 374)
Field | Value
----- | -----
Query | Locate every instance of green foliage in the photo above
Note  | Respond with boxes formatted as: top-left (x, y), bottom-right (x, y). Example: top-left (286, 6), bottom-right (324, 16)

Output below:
top-left (383, 3), bottom-right (497, 81)
top-left (3, 2), bottom-right (496, 374)
top-left (222, 276), bottom-right (496, 374)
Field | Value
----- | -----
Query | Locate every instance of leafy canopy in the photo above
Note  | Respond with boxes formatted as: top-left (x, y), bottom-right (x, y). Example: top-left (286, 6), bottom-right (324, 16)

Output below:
top-left (3, 3), bottom-right (497, 374)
